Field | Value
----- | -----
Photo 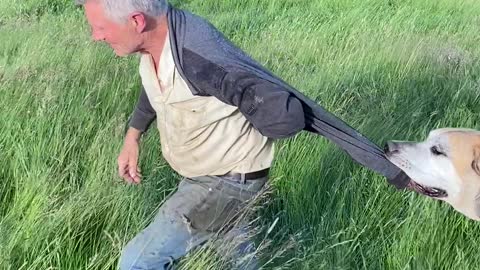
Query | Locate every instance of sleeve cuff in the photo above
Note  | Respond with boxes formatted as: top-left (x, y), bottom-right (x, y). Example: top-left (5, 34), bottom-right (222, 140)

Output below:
top-left (127, 108), bottom-right (156, 133)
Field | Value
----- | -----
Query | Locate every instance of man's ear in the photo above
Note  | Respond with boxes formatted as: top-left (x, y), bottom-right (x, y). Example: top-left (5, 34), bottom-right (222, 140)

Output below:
top-left (129, 12), bottom-right (147, 33)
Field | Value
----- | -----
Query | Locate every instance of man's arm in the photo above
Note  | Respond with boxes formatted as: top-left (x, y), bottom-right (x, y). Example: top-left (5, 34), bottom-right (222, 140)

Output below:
top-left (181, 48), bottom-right (410, 188)
top-left (183, 49), bottom-right (305, 139)
top-left (118, 127), bottom-right (143, 184)
top-left (221, 72), bottom-right (305, 138)
top-left (118, 87), bottom-right (155, 184)
top-left (128, 86), bottom-right (157, 133)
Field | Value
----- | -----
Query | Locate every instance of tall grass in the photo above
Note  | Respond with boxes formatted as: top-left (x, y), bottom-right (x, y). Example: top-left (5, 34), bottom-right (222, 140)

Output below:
top-left (2, 0), bottom-right (480, 269)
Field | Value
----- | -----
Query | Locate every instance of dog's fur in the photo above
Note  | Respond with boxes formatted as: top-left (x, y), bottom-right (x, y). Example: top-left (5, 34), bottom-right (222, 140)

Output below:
top-left (385, 128), bottom-right (480, 221)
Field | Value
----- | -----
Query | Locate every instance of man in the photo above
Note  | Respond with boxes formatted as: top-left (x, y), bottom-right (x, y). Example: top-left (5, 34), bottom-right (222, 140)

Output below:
top-left (77, 0), bottom-right (410, 269)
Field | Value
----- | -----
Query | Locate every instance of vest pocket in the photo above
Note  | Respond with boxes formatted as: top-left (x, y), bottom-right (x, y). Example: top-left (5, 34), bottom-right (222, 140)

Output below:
top-left (167, 97), bottom-right (210, 130)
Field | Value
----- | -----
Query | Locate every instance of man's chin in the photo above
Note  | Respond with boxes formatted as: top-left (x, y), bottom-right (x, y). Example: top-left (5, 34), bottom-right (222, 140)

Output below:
top-left (113, 49), bottom-right (136, 57)
top-left (110, 46), bottom-right (129, 57)
top-left (113, 50), bottom-right (127, 57)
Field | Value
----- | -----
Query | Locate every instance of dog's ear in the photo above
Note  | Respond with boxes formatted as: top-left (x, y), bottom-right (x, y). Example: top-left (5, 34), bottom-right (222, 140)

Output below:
top-left (472, 146), bottom-right (480, 218)
top-left (471, 146), bottom-right (480, 176)
top-left (475, 188), bottom-right (480, 218)
top-left (471, 146), bottom-right (480, 218)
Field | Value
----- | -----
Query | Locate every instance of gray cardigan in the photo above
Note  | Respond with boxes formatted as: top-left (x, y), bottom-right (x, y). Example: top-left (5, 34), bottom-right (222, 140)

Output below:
top-left (128, 5), bottom-right (409, 189)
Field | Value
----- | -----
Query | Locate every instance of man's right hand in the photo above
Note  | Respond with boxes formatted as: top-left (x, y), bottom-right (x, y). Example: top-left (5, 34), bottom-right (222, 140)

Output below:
top-left (118, 128), bottom-right (143, 184)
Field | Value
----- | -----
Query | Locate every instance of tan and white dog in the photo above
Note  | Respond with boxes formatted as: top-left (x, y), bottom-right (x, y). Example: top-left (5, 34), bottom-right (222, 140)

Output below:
top-left (385, 128), bottom-right (480, 221)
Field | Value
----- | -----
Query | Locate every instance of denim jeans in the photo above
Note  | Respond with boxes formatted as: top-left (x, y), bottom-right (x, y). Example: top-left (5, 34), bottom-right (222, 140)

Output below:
top-left (118, 174), bottom-right (267, 270)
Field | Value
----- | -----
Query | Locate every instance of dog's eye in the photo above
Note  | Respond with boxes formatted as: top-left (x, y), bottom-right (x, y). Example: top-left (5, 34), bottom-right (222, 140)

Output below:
top-left (431, 146), bottom-right (446, 156)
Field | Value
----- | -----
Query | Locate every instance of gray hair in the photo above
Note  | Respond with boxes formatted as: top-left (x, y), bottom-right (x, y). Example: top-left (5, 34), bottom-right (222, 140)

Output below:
top-left (75, 0), bottom-right (168, 22)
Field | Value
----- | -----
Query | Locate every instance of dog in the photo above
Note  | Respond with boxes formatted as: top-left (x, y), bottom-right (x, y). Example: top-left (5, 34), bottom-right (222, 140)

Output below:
top-left (385, 128), bottom-right (480, 221)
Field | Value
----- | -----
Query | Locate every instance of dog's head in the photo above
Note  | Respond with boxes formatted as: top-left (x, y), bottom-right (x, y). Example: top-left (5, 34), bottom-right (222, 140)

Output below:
top-left (385, 128), bottom-right (480, 221)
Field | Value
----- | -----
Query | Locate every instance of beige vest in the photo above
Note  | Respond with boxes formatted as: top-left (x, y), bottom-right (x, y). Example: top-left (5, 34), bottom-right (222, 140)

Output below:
top-left (138, 33), bottom-right (274, 178)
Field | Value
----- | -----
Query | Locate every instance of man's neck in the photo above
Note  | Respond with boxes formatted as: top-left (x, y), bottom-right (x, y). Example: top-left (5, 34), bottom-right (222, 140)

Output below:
top-left (140, 16), bottom-right (168, 72)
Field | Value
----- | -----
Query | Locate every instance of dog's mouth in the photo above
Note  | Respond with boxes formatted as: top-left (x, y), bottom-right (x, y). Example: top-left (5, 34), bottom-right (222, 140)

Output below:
top-left (407, 180), bottom-right (448, 198)
top-left (384, 142), bottom-right (449, 198)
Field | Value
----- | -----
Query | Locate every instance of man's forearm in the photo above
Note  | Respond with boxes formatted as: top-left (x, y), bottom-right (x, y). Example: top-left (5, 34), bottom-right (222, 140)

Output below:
top-left (128, 86), bottom-right (157, 133)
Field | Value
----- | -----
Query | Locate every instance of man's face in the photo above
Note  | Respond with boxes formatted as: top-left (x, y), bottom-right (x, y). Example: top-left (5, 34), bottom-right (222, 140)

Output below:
top-left (84, 1), bottom-right (141, 56)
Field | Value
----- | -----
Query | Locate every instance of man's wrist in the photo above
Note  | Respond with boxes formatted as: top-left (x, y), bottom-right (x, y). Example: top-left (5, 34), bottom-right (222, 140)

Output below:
top-left (125, 127), bottom-right (143, 143)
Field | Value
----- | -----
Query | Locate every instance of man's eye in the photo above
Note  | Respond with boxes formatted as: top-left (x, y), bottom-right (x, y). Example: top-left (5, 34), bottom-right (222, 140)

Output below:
top-left (430, 146), bottom-right (446, 156)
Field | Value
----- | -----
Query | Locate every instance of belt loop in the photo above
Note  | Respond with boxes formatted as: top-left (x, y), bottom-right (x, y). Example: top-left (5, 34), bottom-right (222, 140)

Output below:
top-left (240, 173), bottom-right (246, 184)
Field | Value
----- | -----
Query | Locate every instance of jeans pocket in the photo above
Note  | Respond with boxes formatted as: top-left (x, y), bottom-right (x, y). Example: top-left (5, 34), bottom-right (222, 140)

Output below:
top-left (186, 189), bottom-right (243, 233)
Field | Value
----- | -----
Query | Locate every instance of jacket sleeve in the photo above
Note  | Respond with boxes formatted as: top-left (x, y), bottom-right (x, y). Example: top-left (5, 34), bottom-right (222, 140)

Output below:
top-left (182, 49), bottom-right (305, 139)
top-left (127, 86), bottom-right (157, 133)
top-left (181, 49), bottom-right (410, 189)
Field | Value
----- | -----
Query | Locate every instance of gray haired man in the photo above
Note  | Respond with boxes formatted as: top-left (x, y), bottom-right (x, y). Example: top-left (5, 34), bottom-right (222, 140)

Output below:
top-left (76, 0), bottom-right (410, 269)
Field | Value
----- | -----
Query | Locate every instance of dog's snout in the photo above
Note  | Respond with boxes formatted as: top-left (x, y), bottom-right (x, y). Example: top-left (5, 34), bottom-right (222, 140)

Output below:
top-left (384, 143), bottom-right (389, 153)
top-left (385, 141), bottom-right (400, 154)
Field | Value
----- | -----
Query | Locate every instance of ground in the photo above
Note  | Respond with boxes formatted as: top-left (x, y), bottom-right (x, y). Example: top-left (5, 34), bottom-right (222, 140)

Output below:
top-left (1, 0), bottom-right (480, 269)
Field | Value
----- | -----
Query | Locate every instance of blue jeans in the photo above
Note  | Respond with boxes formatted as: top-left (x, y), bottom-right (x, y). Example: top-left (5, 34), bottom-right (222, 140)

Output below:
top-left (119, 175), bottom-right (267, 270)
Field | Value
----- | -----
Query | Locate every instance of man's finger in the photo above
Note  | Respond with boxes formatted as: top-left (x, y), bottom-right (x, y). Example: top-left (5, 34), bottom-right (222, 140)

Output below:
top-left (118, 159), bottom-right (128, 177)
top-left (118, 162), bottom-right (135, 183)
top-left (118, 163), bottom-right (128, 178)
top-left (123, 173), bottom-right (134, 184)
top-left (132, 174), bottom-right (141, 184)
top-left (128, 157), bottom-right (139, 180)
top-left (129, 166), bottom-right (141, 183)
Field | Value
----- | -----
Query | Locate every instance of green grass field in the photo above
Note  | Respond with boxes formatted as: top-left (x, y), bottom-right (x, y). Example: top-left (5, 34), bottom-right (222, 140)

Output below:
top-left (2, 0), bottom-right (480, 269)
